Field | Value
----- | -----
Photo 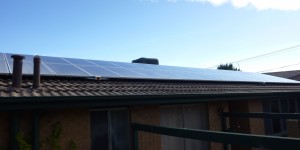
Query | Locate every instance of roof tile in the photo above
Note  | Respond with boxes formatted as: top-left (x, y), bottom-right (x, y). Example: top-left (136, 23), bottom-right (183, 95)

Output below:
top-left (0, 78), bottom-right (300, 98)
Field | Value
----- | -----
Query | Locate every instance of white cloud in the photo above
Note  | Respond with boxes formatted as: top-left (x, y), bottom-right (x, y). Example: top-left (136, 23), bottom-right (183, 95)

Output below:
top-left (167, 0), bottom-right (178, 2)
top-left (139, 0), bottom-right (159, 2)
top-left (188, 0), bottom-right (300, 11)
top-left (140, 0), bottom-right (300, 11)
top-left (186, 0), bottom-right (228, 6)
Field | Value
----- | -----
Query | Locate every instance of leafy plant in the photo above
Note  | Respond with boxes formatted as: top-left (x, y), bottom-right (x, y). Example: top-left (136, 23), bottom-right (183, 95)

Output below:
top-left (45, 121), bottom-right (62, 150)
top-left (15, 120), bottom-right (76, 150)
top-left (217, 63), bottom-right (241, 71)
top-left (16, 132), bottom-right (32, 150)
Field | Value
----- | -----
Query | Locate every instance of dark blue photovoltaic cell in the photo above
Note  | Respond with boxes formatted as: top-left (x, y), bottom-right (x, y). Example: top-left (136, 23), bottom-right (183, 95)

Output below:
top-left (63, 58), bottom-right (95, 66)
top-left (157, 69), bottom-right (201, 80)
top-left (0, 53), bottom-right (9, 74)
top-left (0, 60), bottom-right (9, 74)
top-left (89, 60), bottom-right (120, 67)
top-left (45, 63), bottom-right (90, 76)
top-left (41, 56), bottom-right (70, 64)
top-left (104, 67), bottom-right (146, 78)
top-left (127, 63), bottom-right (158, 69)
top-left (0, 53), bottom-right (5, 61)
top-left (110, 62), bottom-right (143, 69)
top-left (77, 66), bottom-right (120, 77)
top-left (129, 68), bottom-right (171, 78)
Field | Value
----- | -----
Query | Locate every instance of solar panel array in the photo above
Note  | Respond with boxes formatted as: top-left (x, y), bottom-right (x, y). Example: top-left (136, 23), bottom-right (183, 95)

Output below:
top-left (0, 52), bottom-right (298, 84)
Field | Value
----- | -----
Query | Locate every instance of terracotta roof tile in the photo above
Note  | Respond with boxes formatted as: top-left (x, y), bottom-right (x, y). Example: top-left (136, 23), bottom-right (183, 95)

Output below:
top-left (0, 77), bottom-right (300, 98)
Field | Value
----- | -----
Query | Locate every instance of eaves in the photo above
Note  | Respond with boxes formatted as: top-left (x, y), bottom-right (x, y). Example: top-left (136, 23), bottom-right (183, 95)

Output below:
top-left (1, 91), bottom-right (300, 111)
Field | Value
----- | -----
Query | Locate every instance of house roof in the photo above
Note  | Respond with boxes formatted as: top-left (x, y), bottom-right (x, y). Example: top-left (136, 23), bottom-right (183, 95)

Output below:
top-left (266, 70), bottom-right (300, 81)
top-left (1, 76), bottom-right (300, 98)
top-left (1, 76), bottom-right (300, 110)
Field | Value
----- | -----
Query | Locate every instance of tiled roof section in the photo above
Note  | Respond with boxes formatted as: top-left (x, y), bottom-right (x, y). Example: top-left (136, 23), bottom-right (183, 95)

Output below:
top-left (266, 70), bottom-right (300, 80)
top-left (1, 78), bottom-right (300, 97)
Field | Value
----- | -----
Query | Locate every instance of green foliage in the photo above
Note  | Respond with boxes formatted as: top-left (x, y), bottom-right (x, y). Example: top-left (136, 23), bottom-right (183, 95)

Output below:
top-left (217, 63), bottom-right (241, 71)
top-left (16, 132), bottom-right (32, 150)
top-left (45, 121), bottom-right (63, 150)
top-left (68, 140), bottom-right (77, 150)
top-left (14, 120), bottom-right (77, 150)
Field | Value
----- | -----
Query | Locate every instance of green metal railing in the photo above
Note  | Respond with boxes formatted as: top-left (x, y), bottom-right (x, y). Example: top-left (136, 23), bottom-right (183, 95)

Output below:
top-left (221, 112), bottom-right (300, 135)
top-left (221, 112), bottom-right (300, 150)
top-left (222, 112), bottom-right (300, 119)
top-left (132, 123), bottom-right (300, 150)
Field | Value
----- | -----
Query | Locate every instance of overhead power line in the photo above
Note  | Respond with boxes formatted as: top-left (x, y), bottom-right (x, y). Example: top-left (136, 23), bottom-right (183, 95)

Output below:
top-left (258, 62), bottom-right (300, 73)
top-left (207, 45), bottom-right (300, 69)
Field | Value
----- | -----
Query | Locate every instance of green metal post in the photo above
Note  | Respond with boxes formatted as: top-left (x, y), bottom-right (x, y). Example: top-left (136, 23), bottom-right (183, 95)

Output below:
top-left (32, 112), bottom-right (40, 150)
top-left (11, 112), bottom-right (19, 150)
top-left (133, 125), bottom-right (139, 150)
top-left (221, 112), bottom-right (228, 150)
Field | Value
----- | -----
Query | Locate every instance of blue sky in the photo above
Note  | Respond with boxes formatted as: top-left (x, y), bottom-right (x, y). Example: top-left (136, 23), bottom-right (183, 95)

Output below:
top-left (1, 0), bottom-right (300, 72)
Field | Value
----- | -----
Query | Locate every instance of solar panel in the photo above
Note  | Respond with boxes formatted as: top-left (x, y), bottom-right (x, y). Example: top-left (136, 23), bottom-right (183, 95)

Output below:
top-left (0, 61), bottom-right (9, 74)
top-left (45, 63), bottom-right (91, 76)
top-left (77, 66), bottom-right (121, 77)
top-left (89, 60), bottom-right (120, 67)
top-left (0, 53), bottom-right (9, 74)
top-left (5, 53), bottom-right (34, 62)
top-left (104, 67), bottom-right (146, 78)
top-left (63, 58), bottom-right (95, 66)
top-left (129, 68), bottom-right (171, 78)
top-left (0, 53), bottom-right (6, 61)
top-left (110, 62), bottom-right (144, 69)
top-left (1, 52), bottom-right (299, 84)
top-left (41, 56), bottom-right (69, 64)
top-left (7, 61), bottom-right (54, 75)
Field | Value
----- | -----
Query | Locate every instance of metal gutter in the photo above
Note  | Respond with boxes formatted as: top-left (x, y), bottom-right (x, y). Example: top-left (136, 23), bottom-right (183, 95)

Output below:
top-left (0, 91), bottom-right (300, 110)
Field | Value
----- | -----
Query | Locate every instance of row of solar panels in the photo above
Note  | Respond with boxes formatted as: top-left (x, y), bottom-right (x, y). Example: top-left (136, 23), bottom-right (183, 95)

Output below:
top-left (0, 53), bottom-right (298, 83)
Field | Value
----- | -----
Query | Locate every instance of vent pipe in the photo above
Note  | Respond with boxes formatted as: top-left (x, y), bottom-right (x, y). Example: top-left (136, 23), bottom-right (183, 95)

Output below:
top-left (33, 56), bottom-right (41, 88)
top-left (11, 55), bottom-right (25, 88)
top-left (132, 57), bottom-right (159, 65)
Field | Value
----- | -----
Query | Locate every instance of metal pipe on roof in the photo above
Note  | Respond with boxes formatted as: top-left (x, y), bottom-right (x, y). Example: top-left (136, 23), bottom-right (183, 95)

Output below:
top-left (11, 55), bottom-right (25, 88)
top-left (33, 56), bottom-right (41, 88)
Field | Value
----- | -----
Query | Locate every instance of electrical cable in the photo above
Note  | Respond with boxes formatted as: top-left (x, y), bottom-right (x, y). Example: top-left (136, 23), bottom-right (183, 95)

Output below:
top-left (207, 45), bottom-right (300, 69)
top-left (258, 62), bottom-right (300, 73)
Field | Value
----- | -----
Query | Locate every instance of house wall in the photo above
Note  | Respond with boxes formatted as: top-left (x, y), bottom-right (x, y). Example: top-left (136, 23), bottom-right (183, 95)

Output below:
top-left (207, 101), bottom-right (229, 150)
top-left (130, 105), bottom-right (161, 150)
top-left (248, 100), bottom-right (265, 135)
top-left (228, 100), bottom-right (266, 150)
top-left (130, 102), bottom-right (231, 150)
top-left (39, 109), bottom-right (90, 150)
top-left (0, 113), bottom-right (10, 150)
top-left (228, 100), bottom-right (251, 150)
top-left (248, 100), bottom-right (265, 150)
